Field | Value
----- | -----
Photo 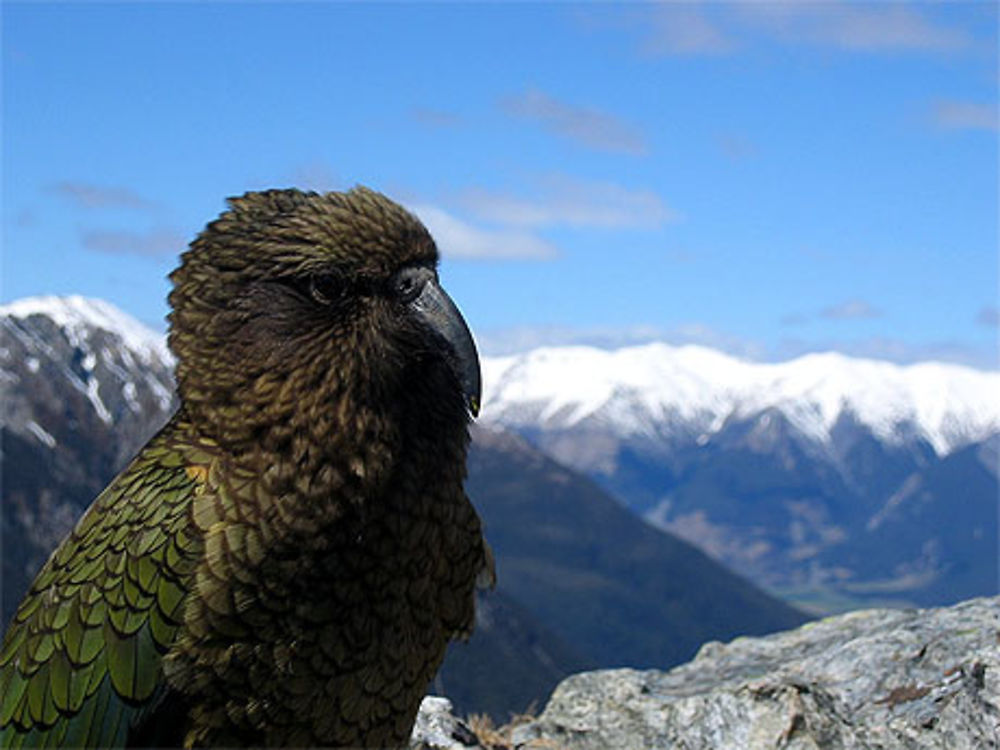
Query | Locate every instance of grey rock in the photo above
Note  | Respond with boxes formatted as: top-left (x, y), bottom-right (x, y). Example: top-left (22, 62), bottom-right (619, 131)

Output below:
top-left (410, 696), bottom-right (484, 750)
top-left (513, 596), bottom-right (1000, 749)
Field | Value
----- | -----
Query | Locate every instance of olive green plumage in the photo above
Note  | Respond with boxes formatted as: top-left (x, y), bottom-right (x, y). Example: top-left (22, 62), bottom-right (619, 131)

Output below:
top-left (0, 187), bottom-right (490, 748)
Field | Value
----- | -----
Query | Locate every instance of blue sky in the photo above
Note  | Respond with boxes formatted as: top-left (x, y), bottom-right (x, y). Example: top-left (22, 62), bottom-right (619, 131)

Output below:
top-left (3, 2), bottom-right (997, 367)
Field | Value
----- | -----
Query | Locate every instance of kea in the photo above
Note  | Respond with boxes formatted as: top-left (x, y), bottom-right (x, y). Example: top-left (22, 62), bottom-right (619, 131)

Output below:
top-left (0, 187), bottom-right (491, 748)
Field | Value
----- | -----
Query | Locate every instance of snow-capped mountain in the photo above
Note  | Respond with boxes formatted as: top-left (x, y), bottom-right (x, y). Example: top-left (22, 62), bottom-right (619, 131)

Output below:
top-left (2, 295), bottom-right (173, 366)
top-left (481, 343), bottom-right (1000, 458)
top-left (480, 343), bottom-right (998, 612)
top-left (1, 296), bottom-right (177, 621)
top-left (1, 295), bottom-right (175, 434)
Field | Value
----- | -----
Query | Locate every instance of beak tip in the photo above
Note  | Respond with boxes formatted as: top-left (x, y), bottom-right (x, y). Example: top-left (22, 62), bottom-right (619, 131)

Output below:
top-left (409, 275), bottom-right (482, 421)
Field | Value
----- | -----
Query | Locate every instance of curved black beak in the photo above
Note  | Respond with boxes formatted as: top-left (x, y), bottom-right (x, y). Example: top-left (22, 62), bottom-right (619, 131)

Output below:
top-left (407, 272), bottom-right (482, 417)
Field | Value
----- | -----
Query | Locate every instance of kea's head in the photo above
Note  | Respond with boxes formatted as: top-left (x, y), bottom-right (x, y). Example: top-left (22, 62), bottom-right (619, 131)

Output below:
top-left (168, 187), bottom-right (480, 453)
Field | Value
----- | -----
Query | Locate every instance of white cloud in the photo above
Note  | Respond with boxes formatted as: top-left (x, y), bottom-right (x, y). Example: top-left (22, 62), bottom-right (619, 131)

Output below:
top-left (411, 174), bottom-right (672, 260)
top-left (500, 89), bottom-right (648, 155)
top-left (458, 175), bottom-right (675, 230)
top-left (409, 204), bottom-right (558, 260)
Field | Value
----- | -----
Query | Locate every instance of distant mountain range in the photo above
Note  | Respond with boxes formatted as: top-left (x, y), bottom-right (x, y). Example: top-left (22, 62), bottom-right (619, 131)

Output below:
top-left (0, 295), bottom-right (804, 720)
top-left (2, 296), bottom-right (176, 620)
top-left (481, 344), bottom-right (999, 611)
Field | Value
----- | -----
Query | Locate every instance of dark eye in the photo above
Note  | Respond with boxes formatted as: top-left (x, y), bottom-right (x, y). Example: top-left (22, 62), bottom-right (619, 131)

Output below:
top-left (391, 267), bottom-right (430, 304)
top-left (308, 274), bottom-right (342, 306)
top-left (395, 276), bottom-right (417, 301)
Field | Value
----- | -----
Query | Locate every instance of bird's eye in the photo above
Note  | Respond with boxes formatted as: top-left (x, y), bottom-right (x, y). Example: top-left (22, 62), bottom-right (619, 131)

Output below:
top-left (308, 274), bottom-right (341, 306)
top-left (395, 277), bottom-right (416, 300)
top-left (392, 268), bottom-right (428, 304)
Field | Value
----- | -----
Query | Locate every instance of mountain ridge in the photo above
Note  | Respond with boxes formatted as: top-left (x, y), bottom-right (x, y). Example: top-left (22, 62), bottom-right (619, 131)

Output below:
top-left (5, 296), bottom-right (994, 613)
top-left (1, 295), bottom-right (173, 366)
top-left (481, 342), bottom-right (1000, 458)
top-left (476, 342), bottom-right (998, 611)
top-left (8, 294), bottom-right (996, 457)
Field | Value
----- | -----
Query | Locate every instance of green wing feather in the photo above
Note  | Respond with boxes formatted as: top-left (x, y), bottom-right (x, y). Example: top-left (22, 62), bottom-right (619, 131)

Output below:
top-left (0, 432), bottom-right (203, 748)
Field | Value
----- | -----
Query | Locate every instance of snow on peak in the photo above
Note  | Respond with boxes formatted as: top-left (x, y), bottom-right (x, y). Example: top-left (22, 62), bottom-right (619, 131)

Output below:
top-left (1, 295), bottom-right (173, 365)
top-left (481, 343), bottom-right (1000, 456)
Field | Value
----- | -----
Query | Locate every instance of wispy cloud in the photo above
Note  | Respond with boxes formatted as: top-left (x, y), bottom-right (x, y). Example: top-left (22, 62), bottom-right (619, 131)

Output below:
top-left (932, 100), bottom-right (999, 132)
top-left (782, 299), bottom-right (884, 326)
top-left (411, 174), bottom-right (671, 259)
top-left (51, 182), bottom-right (156, 211)
top-left (479, 324), bottom-right (997, 369)
top-left (15, 209), bottom-right (35, 228)
top-left (412, 107), bottom-right (462, 128)
top-left (819, 299), bottom-right (884, 321)
top-left (477, 322), bottom-right (766, 360)
top-left (623, 2), bottom-right (973, 58)
top-left (288, 161), bottom-right (341, 192)
top-left (81, 228), bottom-right (186, 258)
top-left (977, 306), bottom-right (1000, 328)
top-left (742, 3), bottom-right (972, 54)
top-left (409, 204), bottom-right (558, 260)
top-left (458, 175), bottom-right (675, 229)
top-left (500, 89), bottom-right (648, 155)
top-left (716, 133), bottom-right (757, 161)
top-left (51, 182), bottom-right (186, 258)
top-left (776, 336), bottom-right (997, 370)
top-left (780, 312), bottom-right (809, 327)
top-left (640, 6), bottom-right (733, 56)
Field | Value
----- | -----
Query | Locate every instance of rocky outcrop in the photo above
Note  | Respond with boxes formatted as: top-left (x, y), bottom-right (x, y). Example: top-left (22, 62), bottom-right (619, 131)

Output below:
top-left (413, 596), bottom-right (1000, 749)
top-left (410, 697), bottom-right (483, 750)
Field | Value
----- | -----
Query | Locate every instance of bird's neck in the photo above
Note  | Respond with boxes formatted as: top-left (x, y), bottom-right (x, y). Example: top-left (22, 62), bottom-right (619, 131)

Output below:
top-left (177, 375), bottom-right (467, 548)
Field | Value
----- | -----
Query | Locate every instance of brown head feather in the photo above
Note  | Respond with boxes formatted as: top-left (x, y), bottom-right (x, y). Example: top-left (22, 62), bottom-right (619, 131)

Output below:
top-left (166, 186), bottom-right (456, 456)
